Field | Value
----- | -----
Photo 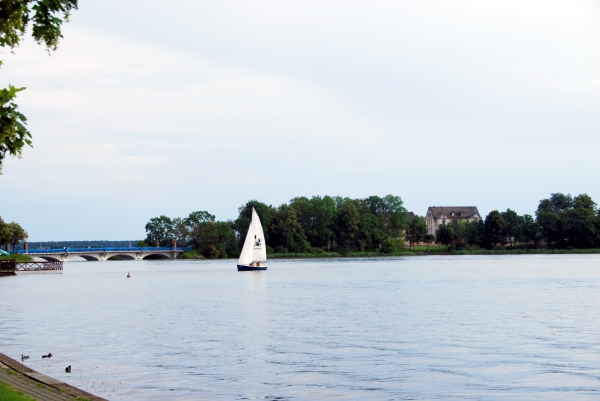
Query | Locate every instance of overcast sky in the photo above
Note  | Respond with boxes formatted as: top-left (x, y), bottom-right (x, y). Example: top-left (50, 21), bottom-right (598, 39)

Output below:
top-left (1, 1), bottom-right (599, 241)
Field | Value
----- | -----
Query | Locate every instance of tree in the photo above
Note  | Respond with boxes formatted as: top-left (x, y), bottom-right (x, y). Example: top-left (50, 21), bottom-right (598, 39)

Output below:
top-left (501, 209), bottom-right (521, 247)
top-left (358, 210), bottom-right (383, 251)
top-left (483, 210), bottom-right (506, 248)
top-left (0, 0), bottom-right (79, 172)
top-left (184, 211), bottom-right (215, 248)
top-left (436, 224), bottom-right (453, 250)
top-left (449, 219), bottom-right (467, 245)
top-left (234, 200), bottom-right (273, 248)
top-left (334, 198), bottom-right (360, 252)
top-left (423, 234), bottom-right (435, 252)
top-left (145, 215), bottom-right (174, 246)
top-left (290, 195), bottom-right (337, 249)
top-left (406, 216), bottom-right (427, 250)
top-left (0, 217), bottom-right (11, 250)
top-left (269, 204), bottom-right (310, 253)
top-left (465, 220), bottom-right (484, 246)
top-left (7, 221), bottom-right (27, 250)
top-left (518, 214), bottom-right (540, 247)
top-left (192, 220), bottom-right (238, 259)
top-left (171, 217), bottom-right (190, 247)
top-left (536, 193), bottom-right (598, 248)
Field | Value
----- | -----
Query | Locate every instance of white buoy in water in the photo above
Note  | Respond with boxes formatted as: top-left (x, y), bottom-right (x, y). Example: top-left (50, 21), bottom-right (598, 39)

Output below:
top-left (127, 272), bottom-right (131, 278)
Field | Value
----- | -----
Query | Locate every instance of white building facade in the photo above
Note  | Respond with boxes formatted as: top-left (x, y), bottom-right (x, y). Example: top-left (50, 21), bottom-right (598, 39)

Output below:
top-left (425, 206), bottom-right (482, 236)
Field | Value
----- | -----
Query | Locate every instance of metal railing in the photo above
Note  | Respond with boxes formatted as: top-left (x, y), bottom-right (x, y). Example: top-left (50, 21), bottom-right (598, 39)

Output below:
top-left (13, 247), bottom-right (184, 255)
top-left (16, 261), bottom-right (63, 271)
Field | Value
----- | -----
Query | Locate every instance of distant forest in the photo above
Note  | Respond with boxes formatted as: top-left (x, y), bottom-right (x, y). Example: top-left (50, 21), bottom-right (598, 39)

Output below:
top-left (11, 193), bottom-right (600, 257)
top-left (143, 192), bottom-right (600, 259)
top-left (143, 195), bottom-right (408, 259)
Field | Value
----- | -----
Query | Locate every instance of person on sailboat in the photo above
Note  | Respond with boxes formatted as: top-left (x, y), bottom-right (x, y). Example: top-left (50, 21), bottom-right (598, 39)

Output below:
top-left (257, 261), bottom-right (262, 267)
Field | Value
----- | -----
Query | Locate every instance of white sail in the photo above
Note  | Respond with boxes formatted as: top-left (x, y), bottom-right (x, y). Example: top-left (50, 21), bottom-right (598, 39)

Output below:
top-left (237, 208), bottom-right (268, 265)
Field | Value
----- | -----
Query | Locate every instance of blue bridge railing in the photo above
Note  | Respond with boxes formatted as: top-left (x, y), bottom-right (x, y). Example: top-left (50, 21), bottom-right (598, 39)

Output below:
top-left (12, 247), bottom-right (184, 255)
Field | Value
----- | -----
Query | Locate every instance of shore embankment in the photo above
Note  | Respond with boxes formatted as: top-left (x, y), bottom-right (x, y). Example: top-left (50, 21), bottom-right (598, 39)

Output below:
top-left (0, 353), bottom-right (107, 401)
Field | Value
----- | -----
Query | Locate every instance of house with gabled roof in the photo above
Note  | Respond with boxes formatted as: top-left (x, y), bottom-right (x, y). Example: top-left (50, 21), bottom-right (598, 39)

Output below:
top-left (425, 206), bottom-right (481, 236)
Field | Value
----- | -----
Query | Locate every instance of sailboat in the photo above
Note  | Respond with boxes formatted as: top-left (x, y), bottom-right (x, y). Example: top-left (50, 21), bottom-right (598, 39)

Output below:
top-left (237, 208), bottom-right (268, 271)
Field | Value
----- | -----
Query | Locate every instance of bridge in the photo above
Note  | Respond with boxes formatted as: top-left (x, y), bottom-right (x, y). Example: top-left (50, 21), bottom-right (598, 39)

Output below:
top-left (12, 247), bottom-right (184, 262)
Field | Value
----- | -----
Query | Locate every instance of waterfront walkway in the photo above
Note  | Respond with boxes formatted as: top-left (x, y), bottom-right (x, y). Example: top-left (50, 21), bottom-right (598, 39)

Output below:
top-left (0, 353), bottom-right (107, 401)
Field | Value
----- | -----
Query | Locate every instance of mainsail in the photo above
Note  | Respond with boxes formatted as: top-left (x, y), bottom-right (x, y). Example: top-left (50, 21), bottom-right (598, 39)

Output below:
top-left (237, 208), bottom-right (268, 265)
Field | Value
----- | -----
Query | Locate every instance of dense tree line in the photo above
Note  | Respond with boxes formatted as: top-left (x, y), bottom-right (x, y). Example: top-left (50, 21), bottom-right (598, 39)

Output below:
top-left (434, 193), bottom-right (600, 250)
top-left (0, 217), bottom-right (28, 251)
top-left (144, 195), bottom-right (409, 258)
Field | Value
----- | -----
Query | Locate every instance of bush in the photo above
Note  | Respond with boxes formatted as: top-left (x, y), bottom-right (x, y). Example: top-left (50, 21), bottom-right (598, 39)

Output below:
top-left (179, 250), bottom-right (203, 259)
top-left (266, 245), bottom-right (275, 255)
top-left (275, 245), bottom-right (289, 253)
top-left (380, 238), bottom-right (401, 254)
top-left (311, 247), bottom-right (324, 255)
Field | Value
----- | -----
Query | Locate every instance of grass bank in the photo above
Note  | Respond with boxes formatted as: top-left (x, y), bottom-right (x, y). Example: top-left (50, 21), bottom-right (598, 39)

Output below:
top-left (0, 381), bottom-right (35, 401)
top-left (0, 255), bottom-right (33, 262)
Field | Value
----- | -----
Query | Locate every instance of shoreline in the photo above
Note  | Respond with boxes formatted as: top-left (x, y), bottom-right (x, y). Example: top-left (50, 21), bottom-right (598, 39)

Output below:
top-left (267, 248), bottom-right (600, 258)
top-left (0, 353), bottom-right (107, 401)
top-left (176, 248), bottom-right (600, 261)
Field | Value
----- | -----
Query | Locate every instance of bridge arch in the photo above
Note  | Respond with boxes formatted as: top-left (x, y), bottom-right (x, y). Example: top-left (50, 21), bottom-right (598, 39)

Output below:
top-left (107, 254), bottom-right (136, 261)
top-left (143, 253), bottom-right (170, 260)
top-left (36, 255), bottom-right (61, 262)
top-left (79, 255), bottom-right (100, 262)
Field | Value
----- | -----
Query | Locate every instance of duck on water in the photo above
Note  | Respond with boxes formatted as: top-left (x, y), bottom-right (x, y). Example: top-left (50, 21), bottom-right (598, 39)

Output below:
top-left (237, 208), bottom-right (268, 271)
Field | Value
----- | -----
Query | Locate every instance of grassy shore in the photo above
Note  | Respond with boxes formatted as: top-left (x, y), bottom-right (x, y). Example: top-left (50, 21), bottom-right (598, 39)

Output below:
top-left (0, 381), bottom-right (35, 401)
top-left (0, 255), bottom-right (33, 262)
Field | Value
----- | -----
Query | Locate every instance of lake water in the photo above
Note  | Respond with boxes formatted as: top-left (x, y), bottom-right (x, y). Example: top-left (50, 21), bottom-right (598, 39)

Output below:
top-left (1, 255), bottom-right (600, 400)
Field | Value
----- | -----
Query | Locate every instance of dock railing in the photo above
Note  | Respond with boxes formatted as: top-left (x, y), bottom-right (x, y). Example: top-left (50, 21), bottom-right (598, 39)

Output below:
top-left (16, 261), bottom-right (63, 271)
top-left (0, 260), bottom-right (16, 274)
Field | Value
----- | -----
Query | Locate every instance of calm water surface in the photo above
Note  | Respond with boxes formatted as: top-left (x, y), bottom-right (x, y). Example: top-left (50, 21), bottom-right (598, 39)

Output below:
top-left (1, 255), bottom-right (600, 400)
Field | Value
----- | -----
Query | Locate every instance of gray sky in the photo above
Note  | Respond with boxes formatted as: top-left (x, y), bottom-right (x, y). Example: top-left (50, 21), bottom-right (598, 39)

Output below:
top-left (1, 1), bottom-right (599, 241)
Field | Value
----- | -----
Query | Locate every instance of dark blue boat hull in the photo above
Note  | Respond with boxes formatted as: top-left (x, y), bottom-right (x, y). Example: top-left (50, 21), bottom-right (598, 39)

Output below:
top-left (237, 265), bottom-right (268, 271)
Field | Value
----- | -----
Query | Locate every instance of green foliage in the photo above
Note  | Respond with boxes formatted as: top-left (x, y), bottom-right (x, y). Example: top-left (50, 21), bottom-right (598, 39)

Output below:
top-left (501, 208), bottom-right (520, 247)
top-left (406, 216), bottom-right (427, 249)
top-left (290, 195), bottom-right (337, 249)
top-left (0, 380), bottom-right (36, 401)
top-left (7, 221), bottom-right (27, 249)
top-left (0, 0), bottom-right (78, 172)
top-left (536, 192), bottom-right (598, 248)
top-left (193, 220), bottom-right (238, 259)
top-left (483, 210), bottom-right (506, 248)
top-left (334, 198), bottom-right (361, 252)
top-left (0, 216), bottom-right (10, 248)
top-left (179, 250), bottom-right (203, 259)
top-left (422, 234), bottom-right (436, 251)
top-left (0, 253), bottom-right (32, 261)
top-left (269, 204), bottom-right (311, 253)
top-left (144, 215), bottom-right (173, 247)
top-left (0, 218), bottom-right (28, 250)
top-left (449, 219), bottom-right (467, 244)
top-left (436, 224), bottom-right (453, 249)
top-left (465, 220), bottom-right (484, 245)
top-left (234, 200), bottom-right (273, 248)
top-left (0, 85), bottom-right (30, 173)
